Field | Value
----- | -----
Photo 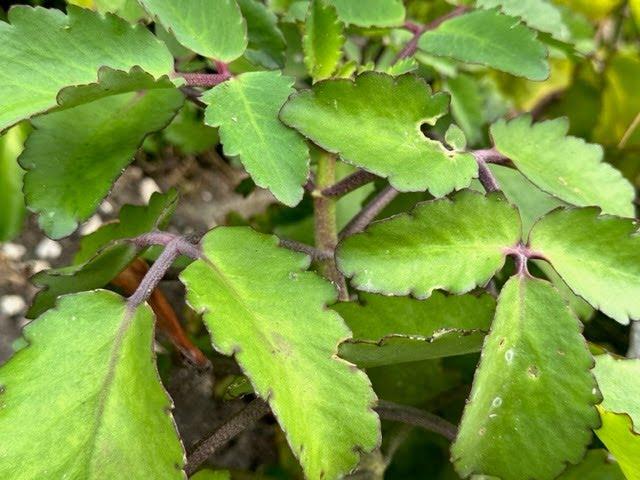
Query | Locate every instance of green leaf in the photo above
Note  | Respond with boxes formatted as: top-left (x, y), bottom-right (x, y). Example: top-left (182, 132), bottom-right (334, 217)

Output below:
top-left (28, 190), bottom-right (177, 318)
top-left (418, 9), bottom-right (549, 80)
top-left (488, 164), bottom-right (566, 235)
top-left (452, 276), bottom-right (599, 480)
top-left (368, 359), bottom-right (460, 407)
top-left (191, 470), bottom-right (232, 480)
top-left (181, 227), bottom-right (379, 480)
top-left (303, 0), bottom-right (344, 81)
top-left (534, 260), bottom-right (594, 320)
top-left (596, 409), bottom-right (640, 480)
top-left (203, 71), bottom-right (309, 207)
top-left (594, 51), bottom-right (640, 149)
top-left (326, 0), bottom-right (405, 27)
top-left (334, 292), bottom-right (495, 367)
top-left (280, 72), bottom-right (478, 196)
top-left (593, 354), bottom-right (640, 480)
top-left (633, 0), bottom-right (640, 28)
top-left (445, 74), bottom-right (484, 146)
top-left (337, 191), bottom-right (521, 297)
top-left (138, 0), bottom-right (247, 61)
top-left (20, 68), bottom-right (183, 239)
top-left (528, 208), bottom-right (640, 325)
top-left (0, 5), bottom-right (173, 132)
top-left (556, 449), bottom-right (624, 480)
top-left (491, 116), bottom-right (635, 218)
top-left (238, 0), bottom-right (286, 69)
top-left (593, 354), bottom-right (640, 431)
top-left (0, 123), bottom-right (29, 241)
top-left (445, 124), bottom-right (467, 151)
top-left (0, 290), bottom-right (185, 478)
top-left (164, 103), bottom-right (219, 155)
top-left (476, 0), bottom-right (571, 41)
top-left (94, 0), bottom-right (149, 23)
top-left (180, 227), bottom-right (379, 480)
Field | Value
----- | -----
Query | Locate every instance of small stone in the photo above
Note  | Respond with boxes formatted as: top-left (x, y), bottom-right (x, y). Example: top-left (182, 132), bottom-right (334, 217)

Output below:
top-left (1, 295), bottom-right (26, 316)
top-left (35, 238), bottom-right (62, 260)
top-left (139, 177), bottom-right (161, 203)
top-left (1, 243), bottom-right (26, 260)
top-left (30, 260), bottom-right (51, 274)
top-left (201, 190), bottom-right (213, 202)
top-left (80, 214), bottom-right (103, 235)
top-left (99, 200), bottom-right (114, 214)
top-left (128, 166), bottom-right (143, 180)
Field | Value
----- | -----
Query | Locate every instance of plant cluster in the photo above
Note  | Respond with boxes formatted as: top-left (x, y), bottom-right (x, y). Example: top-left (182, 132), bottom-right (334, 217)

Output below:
top-left (0, 0), bottom-right (639, 479)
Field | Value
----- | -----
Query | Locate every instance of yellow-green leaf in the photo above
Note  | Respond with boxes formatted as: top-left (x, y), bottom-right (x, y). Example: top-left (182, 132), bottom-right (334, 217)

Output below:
top-left (180, 227), bottom-right (379, 480)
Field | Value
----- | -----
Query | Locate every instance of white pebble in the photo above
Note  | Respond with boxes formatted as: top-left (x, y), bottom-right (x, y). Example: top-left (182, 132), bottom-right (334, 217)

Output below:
top-left (1, 243), bottom-right (26, 260)
top-left (128, 166), bottom-right (143, 180)
top-left (139, 177), bottom-right (161, 203)
top-left (201, 190), bottom-right (213, 202)
top-left (80, 214), bottom-right (103, 235)
top-left (99, 200), bottom-right (114, 214)
top-left (1, 295), bottom-right (26, 316)
top-left (35, 238), bottom-right (62, 260)
top-left (30, 260), bottom-right (51, 273)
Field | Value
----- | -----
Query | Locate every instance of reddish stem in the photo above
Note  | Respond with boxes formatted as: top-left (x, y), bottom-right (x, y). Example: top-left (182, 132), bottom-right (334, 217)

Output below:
top-left (179, 72), bottom-right (231, 87)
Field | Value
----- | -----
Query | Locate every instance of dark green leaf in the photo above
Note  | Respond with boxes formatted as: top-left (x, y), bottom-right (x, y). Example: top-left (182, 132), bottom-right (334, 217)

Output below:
top-left (138, 0), bottom-right (247, 61)
top-left (0, 123), bottom-right (29, 241)
top-left (20, 68), bottom-right (183, 238)
top-left (418, 9), bottom-right (549, 80)
top-left (334, 292), bottom-right (495, 367)
top-left (238, 0), bottom-right (286, 69)
top-left (28, 190), bottom-right (177, 318)
top-left (0, 5), bottom-right (173, 131)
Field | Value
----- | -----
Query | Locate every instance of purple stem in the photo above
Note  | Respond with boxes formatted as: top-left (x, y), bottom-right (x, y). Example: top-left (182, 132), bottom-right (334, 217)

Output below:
top-left (473, 148), bottom-right (510, 165)
top-left (127, 242), bottom-right (182, 310)
top-left (503, 244), bottom-right (548, 278)
top-left (321, 170), bottom-right (379, 198)
top-left (179, 72), bottom-right (231, 87)
top-left (130, 231), bottom-right (201, 259)
top-left (476, 159), bottom-right (501, 193)
top-left (186, 398), bottom-right (271, 475)
top-left (278, 238), bottom-right (333, 260)
top-left (339, 185), bottom-right (399, 239)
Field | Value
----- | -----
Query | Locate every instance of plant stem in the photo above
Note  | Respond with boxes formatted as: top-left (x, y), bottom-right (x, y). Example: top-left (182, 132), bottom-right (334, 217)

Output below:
top-left (473, 148), bottom-right (510, 165)
top-left (314, 151), bottom-right (349, 300)
top-left (619, 111), bottom-right (640, 149)
top-left (339, 185), bottom-right (398, 239)
top-left (476, 158), bottom-right (501, 193)
top-left (186, 398), bottom-right (457, 472)
top-left (130, 231), bottom-right (201, 259)
top-left (186, 398), bottom-right (271, 475)
top-left (394, 5), bottom-right (469, 63)
top-left (376, 400), bottom-right (457, 441)
top-left (127, 241), bottom-right (182, 310)
top-left (279, 237), bottom-right (333, 261)
top-left (321, 170), bottom-right (379, 198)
top-left (178, 72), bottom-right (231, 87)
